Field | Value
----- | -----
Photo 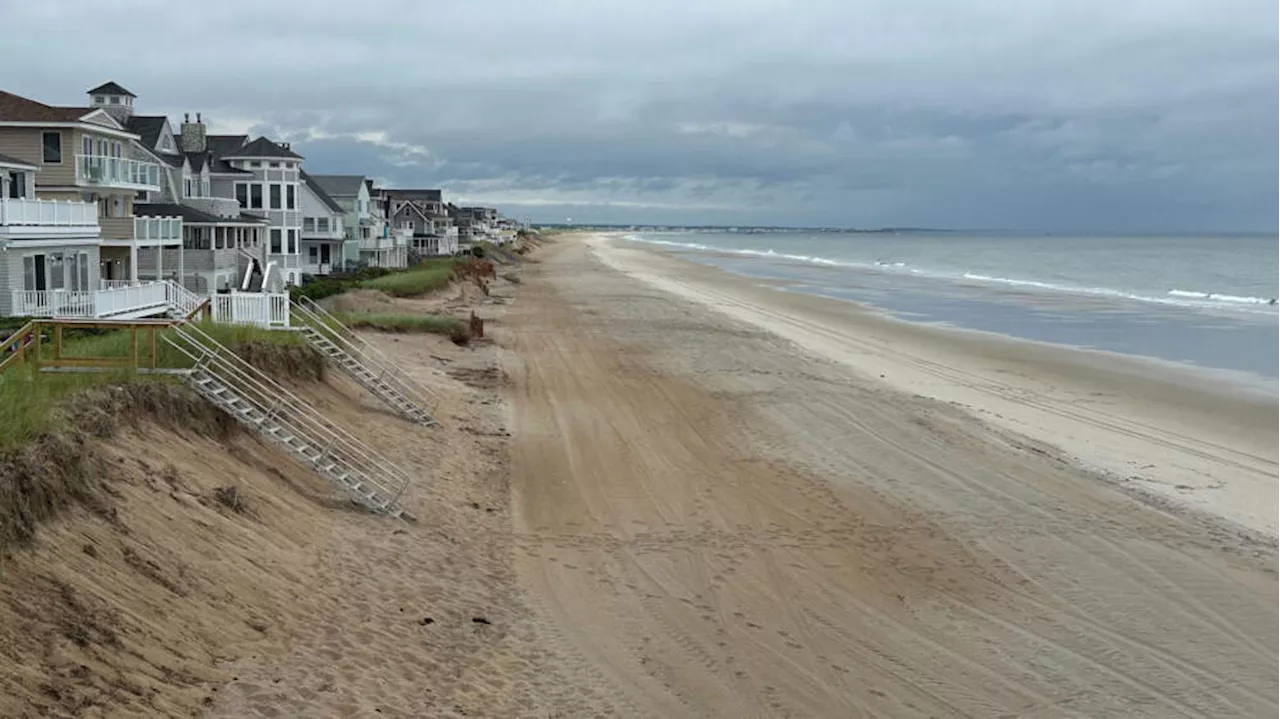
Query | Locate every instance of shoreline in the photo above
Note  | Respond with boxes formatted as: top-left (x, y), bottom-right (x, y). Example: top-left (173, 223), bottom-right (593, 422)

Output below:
top-left (587, 233), bottom-right (1279, 539)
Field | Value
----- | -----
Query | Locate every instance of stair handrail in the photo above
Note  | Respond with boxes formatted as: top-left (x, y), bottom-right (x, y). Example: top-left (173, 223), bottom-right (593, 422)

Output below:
top-left (164, 327), bottom-right (410, 510)
top-left (293, 296), bottom-right (440, 411)
top-left (0, 320), bottom-right (37, 376)
top-left (162, 323), bottom-right (415, 508)
top-left (162, 279), bottom-right (205, 318)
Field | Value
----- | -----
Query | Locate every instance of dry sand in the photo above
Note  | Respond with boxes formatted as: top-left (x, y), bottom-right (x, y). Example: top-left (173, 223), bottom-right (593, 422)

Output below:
top-left (500, 235), bottom-right (1277, 717)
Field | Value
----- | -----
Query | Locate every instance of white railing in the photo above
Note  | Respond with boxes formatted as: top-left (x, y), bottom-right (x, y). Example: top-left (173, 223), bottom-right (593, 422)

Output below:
top-left (211, 292), bottom-right (291, 328)
top-left (75, 153), bottom-right (162, 190)
top-left (164, 279), bottom-right (206, 317)
top-left (267, 252), bottom-right (301, 269)
top-left (359, 235), bottom-right (392, 250)
top-left (0, 197), bottom-right (99, 227)
top-left (99, 279), bottom-right (134, 289)
top-left (134, 216), bottom-right (183, 242)
top-left (11, 281), bottom-right (168, 318)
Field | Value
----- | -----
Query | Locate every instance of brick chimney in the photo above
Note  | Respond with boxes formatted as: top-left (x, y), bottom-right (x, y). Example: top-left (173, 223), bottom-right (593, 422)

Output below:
top-left (180, 112), bottom-right (207, 153)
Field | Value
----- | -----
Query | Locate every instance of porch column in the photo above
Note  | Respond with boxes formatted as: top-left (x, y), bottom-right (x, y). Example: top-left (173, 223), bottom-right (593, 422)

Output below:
top-left (130, 242), bottom-right (138, 282)
top-left (156, 238), bottom-right (163, 282)
top-left (177, 236), bottom-right (184, 288)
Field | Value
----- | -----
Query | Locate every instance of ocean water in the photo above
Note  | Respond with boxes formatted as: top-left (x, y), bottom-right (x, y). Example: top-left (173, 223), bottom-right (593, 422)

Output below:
top-left (623, 231), bottom-right (1279, 388)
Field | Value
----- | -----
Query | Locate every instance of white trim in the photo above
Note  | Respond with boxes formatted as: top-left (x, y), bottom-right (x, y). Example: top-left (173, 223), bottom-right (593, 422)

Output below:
top-left (0, 156), bottom-right (39, 171)
top-left (0, 121), bottom-right (140, 141)
top-left (0, 237), bottom-right (102, 248)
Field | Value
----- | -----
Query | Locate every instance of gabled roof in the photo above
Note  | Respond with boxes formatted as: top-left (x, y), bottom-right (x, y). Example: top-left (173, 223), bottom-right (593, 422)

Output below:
top-left (396, 201), bottom-right (430, 223)
top-left (0, 90), bottom-right (94, 122)
top-left (126, 115), bottom-right (169, 152)
top-left (87, 81), bottom-right (135, 98)
top-left (300, 170), bottom-right (346, 214)
top-left (308, 174), bottom-right (367, 198)
top-left (221, 136), bottom-right (302, 160)
top-left (0, 152), bottom-right (37, 169)
top-left (185, 152), bottom-right (207, 173)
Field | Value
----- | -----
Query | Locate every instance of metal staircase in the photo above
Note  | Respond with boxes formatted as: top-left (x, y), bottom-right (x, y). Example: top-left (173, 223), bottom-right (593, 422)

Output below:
top-left (162, 323), bottom-right (417, 519)
top-left (291, 296), bottom-right (440, 427)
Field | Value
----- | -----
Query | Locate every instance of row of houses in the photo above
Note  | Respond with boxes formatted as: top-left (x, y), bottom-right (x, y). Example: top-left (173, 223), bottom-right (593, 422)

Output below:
top-left (0, 81), bottom-right (519, 319)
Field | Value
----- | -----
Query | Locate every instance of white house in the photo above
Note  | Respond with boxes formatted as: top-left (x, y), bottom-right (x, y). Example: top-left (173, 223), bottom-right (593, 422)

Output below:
top-left (299, 171), bottom-right (346, 276)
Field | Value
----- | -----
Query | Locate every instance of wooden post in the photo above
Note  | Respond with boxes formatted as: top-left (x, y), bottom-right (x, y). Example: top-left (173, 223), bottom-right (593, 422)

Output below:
top-left (52, 324), bottom-right (62, 361)
top-left (31, 322), bottom-right (41, 372)
top-left (131, 325), bottom-right (139, 368)
top-left (149, 326), bottom-right (157, 369)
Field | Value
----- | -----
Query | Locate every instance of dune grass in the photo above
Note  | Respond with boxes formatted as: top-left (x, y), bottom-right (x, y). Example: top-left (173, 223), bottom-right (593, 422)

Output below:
top-left (0, 321), bottom-right (312, 452)
top-left (0, 369), bottom-right (152, 451)
top-left (360, 259), bottom-right (457, 298)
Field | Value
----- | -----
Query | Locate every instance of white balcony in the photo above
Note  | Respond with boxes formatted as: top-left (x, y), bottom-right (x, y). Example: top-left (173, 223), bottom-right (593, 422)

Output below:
top-left (0, 197), bottom-right (100, 238)
top-left (133, 216), bottom-right (183, 244)
top-left (12, 281), bottom-right (169, 319)
top-left (75, 153), bottom-right (162, 191)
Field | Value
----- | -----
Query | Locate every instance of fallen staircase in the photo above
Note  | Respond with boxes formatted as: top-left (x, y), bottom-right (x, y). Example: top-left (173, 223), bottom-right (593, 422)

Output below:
top-left (162, 323), bottom-right (416, 519)
top-left (291, 296), bottom-right (440, 427)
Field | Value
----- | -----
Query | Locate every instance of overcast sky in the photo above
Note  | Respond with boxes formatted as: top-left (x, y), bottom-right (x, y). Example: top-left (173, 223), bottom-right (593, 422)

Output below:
top-left (2, 1), bottom-right (1276, 230)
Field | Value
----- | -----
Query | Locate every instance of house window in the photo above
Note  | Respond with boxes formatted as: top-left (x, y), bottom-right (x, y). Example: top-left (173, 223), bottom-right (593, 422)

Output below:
top-left (94, 96), bottom-right (105, 105)
top-left (308, 246), bottom-right (318, 261)
top-left (270, 229), bottom-right (282, 253)
top-left (287, 229), bottom-right (298, 253)
top-left (235, 183), bottom-right (248, 207)
top-left (286, 184), bottom-right (295, 210)
top-left (184, 178), bottom-right (192, 197)
top-left (269, 162), bottom-right (279, 168)
top-left (317, 217), bottom-right (329, 232)
top-left (250, 184), bottom-right (263, 209)
top-left (303, 217), bottom-right (315, 232)
top-left (82, 136), bottom-right (92, 156)
top-left (215, 229), bottom-right (225, 250)
top-left (42, 132), bottom-right (62, 163)
top-left (201, 178), bottom-right (209, 196)
top-left (269, 184), bottom-right (281, 210)
top-left (110, 96), bottom-right (120, 105)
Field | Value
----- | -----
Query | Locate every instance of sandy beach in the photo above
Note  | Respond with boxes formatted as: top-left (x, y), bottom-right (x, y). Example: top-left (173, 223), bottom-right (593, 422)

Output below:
top-left (501, 234), bottom-right (1277, 716)
top-left (1, 235), bottom-right (1275, 718)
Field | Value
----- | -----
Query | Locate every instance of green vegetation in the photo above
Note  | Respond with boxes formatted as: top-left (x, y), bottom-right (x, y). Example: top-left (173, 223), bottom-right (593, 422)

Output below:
top-left (335, 311), bottom-right (470, 345)
top-left (291, 259), bottom-right (458, 302)
top-left (360, 259), bottom-right (457, 298)
top-left (1, 321), bottom-right (315, 452)
top-left (0, 369), bottom-right (150, 451)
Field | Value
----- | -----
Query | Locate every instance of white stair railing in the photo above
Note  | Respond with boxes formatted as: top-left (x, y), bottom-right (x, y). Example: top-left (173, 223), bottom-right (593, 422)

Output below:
top-left (161, 323), bottom-right (416, 518)
top-left (292, 296), bottom-right (439, 426)
top-left (163, 279), bottom-right (206, 318)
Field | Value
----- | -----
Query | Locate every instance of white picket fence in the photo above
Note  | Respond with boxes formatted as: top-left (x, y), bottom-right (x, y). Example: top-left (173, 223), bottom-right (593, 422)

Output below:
top-left (211, 292), bottom-right (291, 328)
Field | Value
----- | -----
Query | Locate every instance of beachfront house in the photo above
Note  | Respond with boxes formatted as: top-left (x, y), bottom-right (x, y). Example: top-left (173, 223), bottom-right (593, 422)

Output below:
top-left (202, 135), bottom-right (305, 286)
top-left (384, 188), bottom-right (459, 257)
top-left (299, 171), bottom-right (346, 276)
top-left (308, 174), bottom-right (371, 269)
top-left (365, 183), bottom-right (409, 269)
top-left (122, 99), bottom-right (268, 294)
top-left (0, 85), bottom-right (181, 319)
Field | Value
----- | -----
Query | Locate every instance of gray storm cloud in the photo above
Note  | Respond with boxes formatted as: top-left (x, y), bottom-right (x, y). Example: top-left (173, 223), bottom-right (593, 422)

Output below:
top-left (1, 0), bottom-right (1275, 229)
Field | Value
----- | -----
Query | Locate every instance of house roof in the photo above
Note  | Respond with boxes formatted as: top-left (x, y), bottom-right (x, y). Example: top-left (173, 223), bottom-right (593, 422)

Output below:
top-left (185, 152), bottom-right (207, 173)
top-left (0, 90), bottom-right (93, 123)
top-left (208, 157), bottom-right (250, 174)
top-left (384, 188), bottom-right (443, 202)
top-left (300, 170), bottom-right (346, 214)
top-left (160, 153), bottom-right (187, 168)
top-left (0, 152), bottom-right (37, 169)
top-left (126, 115), bottom-right (169, 151)
top-left (308, 174), bottom-right (367, 198)
top-left (206, 134), bottom-right (249, 158)
top-left (87, 81), bottom-right (136, 98)
top-left (135, 202), bottom-right (268, 225)
top-left (220, 136), bottom-right (302, 160)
